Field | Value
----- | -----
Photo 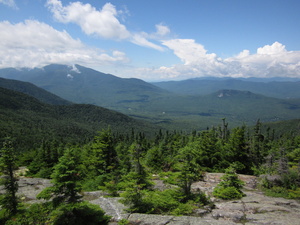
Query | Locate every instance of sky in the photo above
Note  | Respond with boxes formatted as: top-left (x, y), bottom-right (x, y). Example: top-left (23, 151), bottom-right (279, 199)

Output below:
top-left (0, 0), bottom-right (300, 81)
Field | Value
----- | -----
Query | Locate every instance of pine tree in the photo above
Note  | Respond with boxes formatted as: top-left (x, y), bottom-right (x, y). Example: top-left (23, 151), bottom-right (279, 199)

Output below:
top-left (224, 126), bottom-right (251, 174)
top-left (176, 144), bottom-right (202, 200)
top-left (0, 137), bottom-right (19, 215)
top-left (213, 166), bottom-right (245, 200)
top-left (37, 147), bottom-right (82, 205)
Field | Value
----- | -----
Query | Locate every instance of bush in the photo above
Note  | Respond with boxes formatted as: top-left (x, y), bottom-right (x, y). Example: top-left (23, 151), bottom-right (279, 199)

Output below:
top-left (118, 219), bottom-right (131, 225)
top-left (49, 202), bottom-right (111, 225)
top-left (121, 187), bottom-right (211, 216)
top-left (142, 189), bottom-right (183, 214)
top-left (213, 186), bottom-right (244, 200)
top-left (2, 201), bottom-right (111, 225)
top-left (212, 166), bottom-right (245, 200)
top-left (264, 186), bottom-right (289, 198)
top-left (171, 201), bottom-right (195, 216)
top-left (288, 188), bottom-right (300, 199)
top-left (2, 202), bottom-right (51, 225)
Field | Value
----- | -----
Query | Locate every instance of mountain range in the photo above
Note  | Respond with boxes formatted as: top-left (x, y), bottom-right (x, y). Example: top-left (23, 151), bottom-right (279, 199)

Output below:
top-left (153, 78), bottom-right (300, 99)
top-left (0, 85), bottom-right (159, 151)
top-left (1, 64), bottom-right (300, 130)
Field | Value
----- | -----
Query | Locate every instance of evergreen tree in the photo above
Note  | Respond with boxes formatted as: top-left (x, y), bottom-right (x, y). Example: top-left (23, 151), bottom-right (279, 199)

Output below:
top-left (37, 147), bottom-right (83, 205)
top-left (213, 166), bottom-right (245, 200)
top-left (0, 137), bottom-right (19, 215)
top-left (176, 144), bottom-right (202, 200)
top-left (197, 128), bottom-right (222, 171)
top-left (250, 119), bottom-right (265, 167)
top-left (89, 128), bottom-right (117, 175)
top-left (224, 126), bottom-right (251, 174)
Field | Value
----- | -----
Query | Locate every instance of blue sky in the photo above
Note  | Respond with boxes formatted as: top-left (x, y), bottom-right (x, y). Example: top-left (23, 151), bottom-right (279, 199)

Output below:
top-left (0, 0), bottom-right (299, 81)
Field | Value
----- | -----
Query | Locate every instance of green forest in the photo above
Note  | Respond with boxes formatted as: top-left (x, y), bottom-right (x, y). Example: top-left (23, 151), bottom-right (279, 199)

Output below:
top-left (1, 118), bottom-right (300, 224)
top-left (1, 76), bottom-right (300, 224)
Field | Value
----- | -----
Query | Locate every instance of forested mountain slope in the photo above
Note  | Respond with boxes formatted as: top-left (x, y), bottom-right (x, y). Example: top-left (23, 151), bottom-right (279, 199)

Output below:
top-left (0, 64), bottom-right (168, 108)
top-left (0, 77), bottom-right (71, 105)
top-left (153, 78), bottom-right (300, 99)
top-left (1, 64), bottom-right (300, 131)
top-left (0, 87), bottom-right (159, 151)
top-left (125, 89), bottom-right (300, 130)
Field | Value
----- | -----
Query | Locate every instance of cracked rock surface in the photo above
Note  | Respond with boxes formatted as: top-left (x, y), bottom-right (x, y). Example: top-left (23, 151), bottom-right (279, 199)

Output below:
top-left (1, 173), bottom-right (300, 225)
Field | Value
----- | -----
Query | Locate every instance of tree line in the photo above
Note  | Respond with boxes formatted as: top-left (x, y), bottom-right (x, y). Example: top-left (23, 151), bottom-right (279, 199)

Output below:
top-left (1, 120), bottom-right (300, 223)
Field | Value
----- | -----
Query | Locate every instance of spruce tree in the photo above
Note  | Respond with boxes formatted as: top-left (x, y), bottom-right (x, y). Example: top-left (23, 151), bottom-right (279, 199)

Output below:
top-left (177, 144), bottom-right (202, 200)
top-left (0, 137), bottom-right (19, 215)
top-left (37, 147), bottom-right (82, 205)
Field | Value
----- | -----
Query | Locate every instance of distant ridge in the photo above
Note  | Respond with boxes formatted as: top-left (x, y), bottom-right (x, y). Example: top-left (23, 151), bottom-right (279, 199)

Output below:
top-left (153, 78), bottom-right (300, 99)
top-left (0, 77), bottom-right (71, 105)
top-left (1, 64), bottom-right (300, 131)
top-left (0, 64), bottom-right (168, 109)
top-left (0, 87), bottom-right (160, 151)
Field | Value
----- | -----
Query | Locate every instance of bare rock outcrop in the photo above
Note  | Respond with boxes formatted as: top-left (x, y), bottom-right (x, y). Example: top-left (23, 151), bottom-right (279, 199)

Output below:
top-left (1, 172), bottom-right (300, 225)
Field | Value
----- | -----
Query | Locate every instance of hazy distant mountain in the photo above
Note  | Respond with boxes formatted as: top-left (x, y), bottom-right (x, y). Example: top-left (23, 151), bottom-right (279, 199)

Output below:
top-left (135, 89), bottom-right (300, 128)
top-left (152, 78), bottom-right (300, 99)
top-left (0, 64), bottom-right (168, 109)
top-left (1, 64), bottom-right (300, 131)
top-left (0, 77), bottom-right (71, 105)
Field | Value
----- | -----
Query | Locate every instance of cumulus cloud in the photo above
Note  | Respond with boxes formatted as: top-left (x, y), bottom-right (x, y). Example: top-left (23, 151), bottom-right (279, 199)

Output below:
top-left (131, 33), bottom-right (165, 51)
top-left (46, 0), bottom-right (168, 51)
top-left (150, 39), bottom-right (300, 80)
top-left (257, 42), bottom-right (287, 55)
top-left (46, 0), bottom-right (130, 40)
top-left (155, 24), bottom-right (170, 37)
top-left (0, 0), bottom-right (17, 9)
top-left (0, 20), bottom-right (129, 69)
top-left (129, 24), bottom-right (171, 51)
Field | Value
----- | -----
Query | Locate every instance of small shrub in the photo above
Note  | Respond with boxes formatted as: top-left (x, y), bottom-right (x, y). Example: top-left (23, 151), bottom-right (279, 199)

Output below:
top-left (49, 202), bottom-right (111, 225)
top-left (288, 188), bottom-right (300, 199)
top-left (2, 202), bottom-right (51, 225)
top-left (264, 186), bottom-right (289, 198)
top-left (213, 186), bottom-right (244, 200)
top-left (171, 201), bottom-right (195, 216)
top-left (142, 188), bottom-right (183, 214)
top-left (212, 166), bottom-right (245, 200)
top-left (118, 218), bottom-right (131, 225)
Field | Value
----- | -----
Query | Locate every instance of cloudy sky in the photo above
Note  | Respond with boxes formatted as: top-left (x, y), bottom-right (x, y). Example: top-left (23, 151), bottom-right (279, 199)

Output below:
top-left (0, 0), bottom-right (299, 81)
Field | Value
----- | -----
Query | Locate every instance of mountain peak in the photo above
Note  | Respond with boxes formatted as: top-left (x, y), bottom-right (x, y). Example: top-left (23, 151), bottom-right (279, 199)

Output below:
top-left (216, 89), bottom-right (252, 98)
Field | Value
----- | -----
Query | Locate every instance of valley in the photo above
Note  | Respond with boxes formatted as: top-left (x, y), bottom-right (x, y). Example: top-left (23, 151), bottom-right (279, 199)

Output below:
top-left (1, 64), bottom-right (300, 131)
top-left (1, 64), bottom-right (300, 224)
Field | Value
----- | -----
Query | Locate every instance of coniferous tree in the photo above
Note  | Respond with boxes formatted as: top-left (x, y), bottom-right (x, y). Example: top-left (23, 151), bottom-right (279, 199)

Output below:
top-left (213, 166), bottom-right (245, 200)
top-left (176, 144), bottom-right (202, 200)
top-left (37, 147), bottom-right (83, 206)
top-left (224, 126), bottom-right (251, 174)
top-left (0, 137), bottom-right (19, 215)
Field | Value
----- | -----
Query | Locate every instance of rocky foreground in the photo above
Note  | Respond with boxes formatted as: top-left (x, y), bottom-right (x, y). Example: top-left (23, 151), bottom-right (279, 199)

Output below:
top-left (1, 172), bottom-right (300, 225)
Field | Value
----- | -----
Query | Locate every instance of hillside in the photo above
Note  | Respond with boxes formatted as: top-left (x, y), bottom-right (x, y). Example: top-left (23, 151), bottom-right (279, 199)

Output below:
top-left (0, 64), bottom-right (168, 108)
top-left (122, 89), bottom-right (300, 131)
top-left (153, 78), bottom-right (300, 99)
top-left (0, 77), bottom-right (71, 105)
top-left (259, 118), bottom-right (300, 138)
top-left (0, 87), bottom-right (160, 151)
top-left (1, 64), bottom-right (300, 131)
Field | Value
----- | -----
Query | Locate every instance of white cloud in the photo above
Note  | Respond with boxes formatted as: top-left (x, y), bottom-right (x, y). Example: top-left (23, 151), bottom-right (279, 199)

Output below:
top-left (131, 33), bottom-right (165, 51)
top-left (155, 24), bottom-right (170, 37)
top-left (0, 0), bottom-right (17, 9)
top-left (257, 42), bottom-right (287, 55)
top-left (0, 20), bottom-right (129, 69)
top-left (46, 0), bottom-right (130, 40)
top-left (129, 23), bottom-right (171, 51)
top-left (148, 39), bottom-right (300, 80)
top-left (46, 0), bottom-right (168, 51)
top-left (162, 39), bottom-right (217, 65)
